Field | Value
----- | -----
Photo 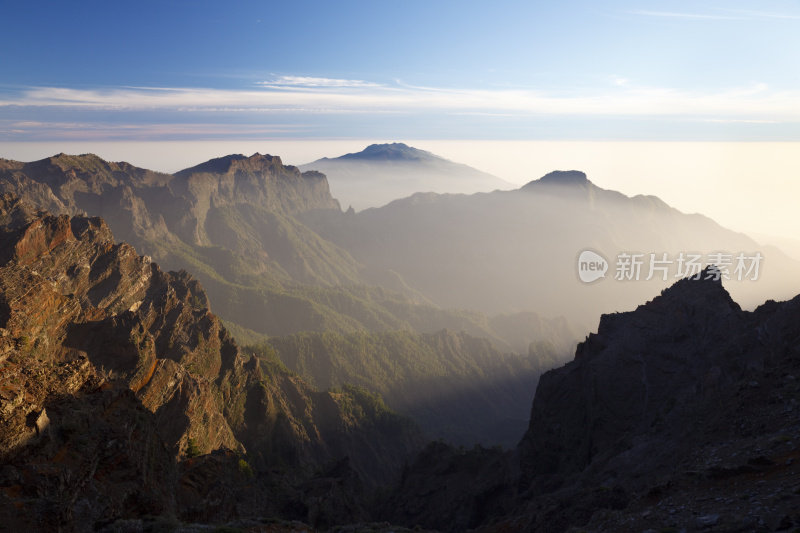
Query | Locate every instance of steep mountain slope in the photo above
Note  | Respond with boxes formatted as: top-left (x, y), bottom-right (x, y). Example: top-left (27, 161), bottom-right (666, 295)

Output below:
top-left (0, 153), bottom-right (564, 350)
top-left (0, 153), bottom-right (582, 455)
top-left (0, 152), bottom-right (354, 284)
top-left (300, 143), bottom-right (513, 210)
top-left (4, 190), bottom-right (799, 531)
top-left (387, 269), bottom-right (800, 532)
top-left (265, 329), bottom-right (568, 447)
top-left (0, 194), bottom-right (422, 530)
top-left (304, 170), bottom-right (800, 327)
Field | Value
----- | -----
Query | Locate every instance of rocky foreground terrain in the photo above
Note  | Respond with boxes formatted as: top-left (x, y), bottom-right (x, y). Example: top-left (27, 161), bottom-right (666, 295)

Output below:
top-left (386, 268), bottom-right (800, 532)
top-left (0, 194), bottom-right (422, 531)
top-left (0, 189), bottom-right (799, 532)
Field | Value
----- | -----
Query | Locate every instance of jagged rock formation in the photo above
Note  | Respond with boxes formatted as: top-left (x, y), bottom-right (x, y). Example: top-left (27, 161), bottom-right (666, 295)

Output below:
top-left (0, 194), bottom-right (422, 530)
top-left (510, 268), bottom-right (800, 531)
top-left (520, 267), bottom-right (750, 486)
top-left (387, 270), bottom-right (800, 532)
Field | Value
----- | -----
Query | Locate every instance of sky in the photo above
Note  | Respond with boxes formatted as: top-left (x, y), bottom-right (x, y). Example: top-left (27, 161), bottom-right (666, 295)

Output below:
top-left (1, 0), bottom-right (799, 239)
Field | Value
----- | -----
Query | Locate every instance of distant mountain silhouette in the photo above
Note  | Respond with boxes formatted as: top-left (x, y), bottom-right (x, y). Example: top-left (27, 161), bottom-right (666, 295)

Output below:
top-left (303, 170), bottom-right (800, 328)
top-left (336, 142), bottom-right (439, 162)
top-left (300, 142), bottom-right (513, 210)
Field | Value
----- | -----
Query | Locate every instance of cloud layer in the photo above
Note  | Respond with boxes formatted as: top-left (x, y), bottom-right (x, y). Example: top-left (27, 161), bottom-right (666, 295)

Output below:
top-left (2, 77), bottom-right (799, 141)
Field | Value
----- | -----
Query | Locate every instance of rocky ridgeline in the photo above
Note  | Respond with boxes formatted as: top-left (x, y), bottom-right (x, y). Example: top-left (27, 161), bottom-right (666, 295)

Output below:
top-left (0, 152), bottom-right (380, 336)
top-left (510, 269), bottom-right (800, 530)
top-left (385, 270), bottom-right (800, 531)
top-left (0, 194), bottom-right (421, 530)
top-left (0, 151), bottom-right (339, 248)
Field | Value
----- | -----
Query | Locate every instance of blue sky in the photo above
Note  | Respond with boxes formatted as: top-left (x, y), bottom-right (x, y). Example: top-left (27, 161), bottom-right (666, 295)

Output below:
top-left (2, 0), bottom-right (800, 142)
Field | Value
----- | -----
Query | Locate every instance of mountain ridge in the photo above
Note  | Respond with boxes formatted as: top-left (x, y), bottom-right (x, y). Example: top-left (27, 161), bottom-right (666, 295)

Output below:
top-left (300, 142), bottom-right (513, 210)
top-left (0, 153), bottom-right (577, 450)
top-left (324, 142), bottom-right (439, 162)
top-left (303, 168), bottom-right (800, 326)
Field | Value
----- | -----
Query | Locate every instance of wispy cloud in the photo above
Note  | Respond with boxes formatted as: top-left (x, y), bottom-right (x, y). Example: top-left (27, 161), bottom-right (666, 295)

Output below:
top-left (1, 78), bottom-right (798, 142)
top-left (2, 81), bottom-right (797, 120)
top-left (0, 120), bottom-right (307, 140)
top-left (257, 76), bottom-right (382, 88)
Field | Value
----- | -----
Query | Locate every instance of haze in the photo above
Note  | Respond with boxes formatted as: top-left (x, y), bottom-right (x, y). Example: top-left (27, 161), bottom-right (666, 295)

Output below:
top-left (3, 1), bottom-right (800, 528)
top-left (2, 140), bottom-right (799, 246)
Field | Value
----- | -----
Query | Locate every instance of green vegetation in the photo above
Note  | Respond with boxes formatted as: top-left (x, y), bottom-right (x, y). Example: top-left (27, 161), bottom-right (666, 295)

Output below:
top-left (237, 458), bottom-right (254, 478)
top-left (245, 342), bottom-right (292, 377)
top-left (266, 329), bottom-right (552, 394)
top-left (17, 335), bottom-right (30, 349)
top-left (334, 384), bottom-right (416, 434)
top-left (221, 320), bottom-right (270, 346)
top-left (0, 152), bottom-right (578, 355)
top-left (185, 437), bottom-right (201, 458)
top-left (260, 329), bottom-right (561, 446)
top-left (0, 152), bottom-right (576, 448)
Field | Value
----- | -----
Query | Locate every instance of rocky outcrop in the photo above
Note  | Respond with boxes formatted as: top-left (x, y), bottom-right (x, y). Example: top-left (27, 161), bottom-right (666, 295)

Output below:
top-left (0, 193), bottom-right (241, 457)
top-left (508, 268), bottom-right (800, 531)
top-left (519, 269), bottom-right (750, 487)
top-left (174, 153), bottom-right (340, 216)
top-left (0, 152), bottom-right (351, 278)
top-left (0, 194), bottom-right (422, 530)
top-left (383, 270), bottom-right (800, 532)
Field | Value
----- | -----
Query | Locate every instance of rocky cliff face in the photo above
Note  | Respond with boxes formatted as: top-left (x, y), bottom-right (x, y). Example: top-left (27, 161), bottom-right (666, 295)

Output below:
top-left (0, 153), bottom-right (465, 340)
top-left (0, 194), bottom-right (422, 530)
top-left (0, 152), bottom-right (350, 278)
top-left (384, 270), bottom-right (800, 532)
top-left (0, 192), bottom-right (243, 457)
top-left (520, 269), bottom-right (750, 486)
top-left (507, 269), bottom-right (800, 531)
